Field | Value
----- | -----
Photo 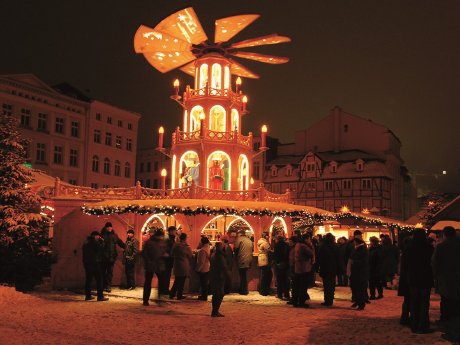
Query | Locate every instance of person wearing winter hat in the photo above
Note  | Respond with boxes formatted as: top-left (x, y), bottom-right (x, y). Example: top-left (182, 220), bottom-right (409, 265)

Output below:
top-left (123, 229), bottom-right (139, 290)
top-left (100, 222), bottom-right (125, 292)
top-left (82, 230), bottom-right (108, 301)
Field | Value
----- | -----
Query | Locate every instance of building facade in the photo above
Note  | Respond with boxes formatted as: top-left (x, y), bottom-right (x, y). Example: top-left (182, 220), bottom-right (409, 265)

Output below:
top-left (261, 106), bottom-right (416, 220)
top-left (136, 148), bottom-right (170, 189)
top-left (0, 74), bottom-right (140, 187)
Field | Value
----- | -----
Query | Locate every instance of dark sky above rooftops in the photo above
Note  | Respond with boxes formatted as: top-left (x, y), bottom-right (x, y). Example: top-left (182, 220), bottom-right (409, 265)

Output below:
top-left (1, 0), bottom-right (459, 192)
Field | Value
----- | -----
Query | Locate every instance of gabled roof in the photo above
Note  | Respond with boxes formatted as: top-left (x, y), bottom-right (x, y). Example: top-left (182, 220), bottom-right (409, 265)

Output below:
top-left (432, 195), bottom-right (460, 222)
top-left (267, 155), bottom-right (303, 166)
top-left (316, 150), bottom-right (382, 163)
top-left (2, 74), bottom-right (56, 93)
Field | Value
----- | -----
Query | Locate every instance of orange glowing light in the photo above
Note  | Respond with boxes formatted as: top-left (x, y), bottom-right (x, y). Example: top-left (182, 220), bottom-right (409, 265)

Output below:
top-left (242, 95), bottom-right (248, 103)
top-left (173, 79), bottom-right (180, 88)
top-left (415, 222), bottom-right (424, 228)
top-left (161, 169), bottom-right (167, 177)
top-left (362, 208), bottom-right (370, 214)
top-left (199, 112), bottom-right (205, 120)
top-left (340, 206), bottom-right (350, 213)
top-left (236, 77), bottom-right (242, 86)
top-left (250, 177), bottom-right (254, 185)
top-left (261, 125), bottom-right (267, 133)
top-left (158, 126), bottom-right (164, 134)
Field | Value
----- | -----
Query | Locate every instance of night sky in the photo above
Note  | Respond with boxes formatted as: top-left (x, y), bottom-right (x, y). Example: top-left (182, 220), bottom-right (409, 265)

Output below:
top-left (2, 0), bottom-right (459, 192)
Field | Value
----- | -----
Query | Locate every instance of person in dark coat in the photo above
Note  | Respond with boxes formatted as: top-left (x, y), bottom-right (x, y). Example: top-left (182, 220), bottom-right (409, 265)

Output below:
top-left (169, 233), bottom-right (193, 300)
top-left (161, 226), bottom-right (177, 295)
top-left (221, 235), bottom-right (234, 294)
top-left (406, 229), bottom-right (434, 334)
top-left (123, 229), bottom-right (139, 290)
top-left (195, 236), bottom-right (211, 301)
top-left (368, 236), bottom-right (384, 299)
top-left (317, 233), bottom-right (339, 306)
top-left (398, 235), bottom-right (412, 326)
top-left (273, 235), bottom-right (290, 300)
top-left (292, 233), bottom-right (314, 308)
top-left (210, 242), bottom-right (232, 317)
top-left (142, 229), bottom-right (167, 306)
top-left (82, 231), bottom-right (108, 301)
top-left (100, 222), bottom-right (125, 292)
top-left (234, 230), bottom-right (253, 295)
top-left (432, 226), bottom-right (460, 324)
top-left (350, 237), bottom-right (369, 310)
top-left (337, 237), bottom-right (348, 286)
top-left (381, 235), bottom-right (399, 289)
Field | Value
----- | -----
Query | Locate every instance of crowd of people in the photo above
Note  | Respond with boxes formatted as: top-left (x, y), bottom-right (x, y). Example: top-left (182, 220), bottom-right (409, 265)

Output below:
top-left (81, 222), bottom-right (460, 337)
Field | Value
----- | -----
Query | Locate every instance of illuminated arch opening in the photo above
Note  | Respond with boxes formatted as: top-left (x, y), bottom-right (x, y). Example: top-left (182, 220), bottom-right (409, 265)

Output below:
top-left (141, 214), bottom-right (182, 245)
top-left (183, 110), bottom-right (188, 132)
top-left (207, 151), bottom-right (231, 190)
top-left (179, 151), bottom-right (200, 187)
top-left (199, 64), bottom-right (208, 91)
top-left (231, 109), bottom-right (239, 131)
top-left (269, 217), bottom-right (288, 241)
top-left (238, 154), bottom-right (249, 190)
top-left (171, 154), bottom-right (177, 189)
top-left (202, 215), bottom-right (254, 243)
top-left (190, 106), bottom-right (204, 132)
top-left (209, 105), bottom-right (226, 132)
top-left (211, 63), bottom-right (222, 90)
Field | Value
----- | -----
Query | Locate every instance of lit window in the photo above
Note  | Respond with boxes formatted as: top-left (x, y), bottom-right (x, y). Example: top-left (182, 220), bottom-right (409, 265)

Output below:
top-left (209, 106), bottom-right (226, 132)
top-left (211, 63), bottom-right (222, 90)
top-left (224, 66), bottom-right (230, 89)
top-left (199, 64), bottom-right (208, 91)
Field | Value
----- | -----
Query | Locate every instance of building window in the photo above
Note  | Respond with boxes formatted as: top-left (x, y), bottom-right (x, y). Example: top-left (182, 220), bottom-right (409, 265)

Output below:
top-left (271, 166), bottom-right (278, 177)
top-left (53, 146), bottom-right (63, 164)
top-left (116, 136), bottom-right (122, 149)
top-left (139, 162), bottom-right (144, 173)
top-left (69, 179), bottom-right (77, 185)
top-left (71, 121), bottom-right (79, 137)
top-left (37, 113), bottom-right (47, 131)
top-left (20, 108), bottom-right (31, 128)
top-left (342, 179), bottom-right (352, 190)
top-left (94, 129), bottom-right (101, 143)
top-left (146, 162), bottom-right (151, 172)
top-left (153, 179), bottom-right (159, 189)
top-left (96, 112), bottom-right (101, 121)
top-left (325, 180), bottom-right (334, 191)
top-left (253, 161), bottom-right (260, 180)
top-left (286, 166), bottom-right (293, 177)
top-left (331, 162), bottom-right (337, 173)
top-left (36, 143), bottom-right (46, 163)
top-left (154, 161), bottom-right (159, 172)
top-left (91, 183), bottom-right (98, 189)
top-left (3, 103), bottom-right (13, 115)
top-left (128, 123), bottom-right (132, 130)
top-left (117, 120), bottom-right (123, 127)
top-left (307, 163), bottom-right (315, 172)
top-left (55, 117), bottom-right (65, 134)
top-left (114, 160), bottom-right (121, 176)
top-left (307, 182), bottom-right (316, 191)
top-left (107, 116), bottom-right (112, 124)
top-left (361, 178), bottom-right (371, 190)
top-left (69, 149), bottom-right (78, 167)
top-left (105, 132), bottom-right (112, 146)
top-left (124, 162), bottom-right (131, 178)
top-left (126, 138), bottom-right (132, 151)
top-left (146, 179), bottom-right (151, 188)
top-left (92, 155), bottom-right (99, 172)
top-left (104, 158), bottom-right (111, 175)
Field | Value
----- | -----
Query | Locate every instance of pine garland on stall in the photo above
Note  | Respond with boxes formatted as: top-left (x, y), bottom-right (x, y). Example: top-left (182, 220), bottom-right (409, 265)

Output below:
top-left (0, 114), bottom-right (48, 290)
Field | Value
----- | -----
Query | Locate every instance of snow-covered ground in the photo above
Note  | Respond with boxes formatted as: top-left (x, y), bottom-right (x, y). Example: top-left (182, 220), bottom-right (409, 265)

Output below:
top-left (0, 284), bottom-right (448, 345)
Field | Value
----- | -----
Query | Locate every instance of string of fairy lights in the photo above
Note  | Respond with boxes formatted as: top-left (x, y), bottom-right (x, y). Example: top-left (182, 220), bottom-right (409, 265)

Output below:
top-left (81, 204), bottom-right (416, 231)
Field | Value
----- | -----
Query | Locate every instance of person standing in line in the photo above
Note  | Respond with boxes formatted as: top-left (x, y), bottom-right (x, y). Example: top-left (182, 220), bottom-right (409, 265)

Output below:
top-left (169, 233), bottom-right (193, 300)
top-left (317, 233), bottom-right (339, 307)
top-left (162, 226), bottom-right (177, 295)
top-left (381, 235), bottom-right (399, 289)
top-left (100, 222), bottom-right (125, 292)
top-left (292, 233), bottom-right (314, 308)
top-left (398, 235), bottom-right (412, 326)
top-left (221, 234), bottom-right (234, 294)
top-left (257, 231), bottom-right (272, 296)
top-left (273, 235), bottom-right (290, 300)
top-left (82, 231), bottom-right (108, 301)
top-left (368, 236), bottom-right (384, 299)
top-left (196, 236), bottom-right (211, 301)
top-left (350, 237), bottom-right (369, 310)
top-left (406, 229), bottom-right (434, 334)
top-left (234, 230), bottom-right (253, 295)
top-left (336, 237), bottom-right (348, 286)
top-left (432, 226), bottom-right (460, 327)
top-left (142, 229), bottom-right (167, 306)
top-left (123, 229), bottom-right (139, 290)
top-left (210, 242), bottom-right (231, 317)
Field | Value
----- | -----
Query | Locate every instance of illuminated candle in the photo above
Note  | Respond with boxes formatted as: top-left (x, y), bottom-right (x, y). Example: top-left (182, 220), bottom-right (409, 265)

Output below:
top-left (158, 126), bottom-right (164, 148)
top-left (261, 125), bottom-right (267, 148)
top-left (242, 95), bottom-right (248, 112)
top-left (236, 77), bottom-right (242, 93)
top-left (161, 169), bottom-right (167, 190)
top-left (173, 79), bottom-right (180, 96)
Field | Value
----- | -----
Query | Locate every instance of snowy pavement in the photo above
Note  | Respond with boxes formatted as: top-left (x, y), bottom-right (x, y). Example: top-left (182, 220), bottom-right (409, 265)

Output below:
top-left (0, 284), bottom-right (449, 345)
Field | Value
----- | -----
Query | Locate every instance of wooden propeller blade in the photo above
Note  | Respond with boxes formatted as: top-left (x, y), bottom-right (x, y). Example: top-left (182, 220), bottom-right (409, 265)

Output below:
top-left (142, 51), bottom-right (196, 74)
top-left (179, 61), bottom-right (196, 77)
top-left (230, 34), bottom-right (291, 49)
top-left (228, 59), bottom-right (259, 79)
top-left (231, 51), bottom-right (289, 64)
top-left (134, 25), bottom-right (191, 53)
top-left (154, 7), bottom-right (208, 45)
top-left (214, 14), bottom-right (260, 43)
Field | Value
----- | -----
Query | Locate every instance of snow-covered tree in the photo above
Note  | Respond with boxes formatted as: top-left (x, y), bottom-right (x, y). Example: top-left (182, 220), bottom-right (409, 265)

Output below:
top-left (0, 113), bottom-right (48, 289)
